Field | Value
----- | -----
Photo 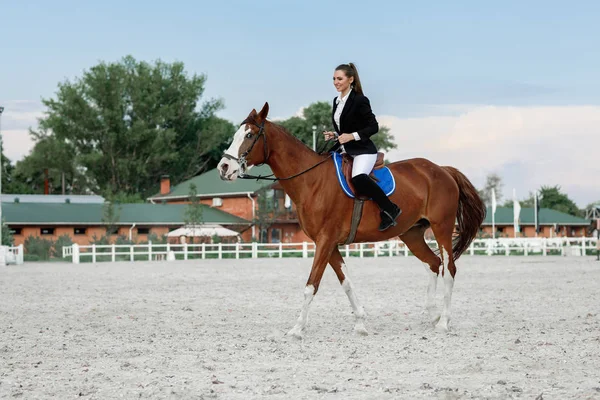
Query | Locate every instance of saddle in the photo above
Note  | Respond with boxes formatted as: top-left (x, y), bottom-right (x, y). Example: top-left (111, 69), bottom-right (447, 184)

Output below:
top-left (342, 152), bottom-right (385, 199)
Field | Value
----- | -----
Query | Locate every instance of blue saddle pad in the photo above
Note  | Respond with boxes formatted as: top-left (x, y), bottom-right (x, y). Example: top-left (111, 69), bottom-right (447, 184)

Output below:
top-left (331, 152), bottom-right (396, 199)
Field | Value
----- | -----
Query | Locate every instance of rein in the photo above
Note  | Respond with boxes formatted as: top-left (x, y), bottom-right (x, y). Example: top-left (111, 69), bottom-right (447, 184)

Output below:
top-left (230, 119), bottom-right (337, 182)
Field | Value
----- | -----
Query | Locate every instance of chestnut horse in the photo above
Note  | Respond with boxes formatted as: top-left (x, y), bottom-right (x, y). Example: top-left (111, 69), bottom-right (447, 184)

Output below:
top-left (218, 103), bottom-right (486, 337)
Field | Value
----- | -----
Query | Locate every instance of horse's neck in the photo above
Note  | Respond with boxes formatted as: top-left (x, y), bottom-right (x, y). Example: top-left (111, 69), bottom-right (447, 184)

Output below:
top-left (265, 127), bottom-right (325, 205)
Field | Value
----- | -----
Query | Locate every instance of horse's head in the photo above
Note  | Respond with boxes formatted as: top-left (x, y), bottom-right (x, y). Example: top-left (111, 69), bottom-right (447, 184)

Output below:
top-left (218, 102), bottom-right (270, 181)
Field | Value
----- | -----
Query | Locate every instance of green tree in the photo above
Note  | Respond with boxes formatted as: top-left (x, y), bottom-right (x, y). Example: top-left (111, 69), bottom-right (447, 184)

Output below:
top-left (253, 187), bottom-right (285, 243)
top-left (1, 219), bottom-right (14, 246)
top-left (102, 199), bottom-right (122, 236)
top-left (538, 185), bottom-right (580, 216)
top-left (478, 173), bottom-right (503, 207)
top-left (11, 135), bottom-right (92, 194)
top-left (278, 101), bottom-right (397, 153)
top-left (184, 183), bottom-right (203, 243)
top-left (25, 55), bottom-right (233, 197)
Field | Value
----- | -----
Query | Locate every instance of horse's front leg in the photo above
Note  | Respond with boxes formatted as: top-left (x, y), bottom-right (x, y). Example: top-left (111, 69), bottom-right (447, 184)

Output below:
top-left (287, 240), bottom-right (337, 339)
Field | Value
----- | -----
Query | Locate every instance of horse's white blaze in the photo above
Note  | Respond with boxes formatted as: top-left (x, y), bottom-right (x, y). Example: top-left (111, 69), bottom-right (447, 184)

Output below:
top-left (287, 284), bottom-right (315, 338)
top-left (341, 264), bottom-right (367, 334)
top-left (217, 125), bottom-right (251, 180)
top-left (436, 247), bottom-right (454, 332)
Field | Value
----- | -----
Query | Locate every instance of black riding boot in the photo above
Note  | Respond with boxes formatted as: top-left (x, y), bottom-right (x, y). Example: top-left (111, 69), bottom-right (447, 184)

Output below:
top-left (351, 173), bottom-right (402, 231)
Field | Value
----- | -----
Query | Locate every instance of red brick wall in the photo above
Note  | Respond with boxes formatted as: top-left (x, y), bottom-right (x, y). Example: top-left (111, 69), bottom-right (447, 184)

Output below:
top-left (480, 225), bottom-right (587, 238)
top-left (12, 225), bottom-right (173, 248)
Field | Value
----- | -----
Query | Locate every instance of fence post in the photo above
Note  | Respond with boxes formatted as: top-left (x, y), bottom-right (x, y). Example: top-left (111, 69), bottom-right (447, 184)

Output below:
top-left (279, 242), bottom-right (283, 258)
top-left (148, 241), bottom-right (152, 261)
top-left (404, 243), bottom-right (408, 257)
top-left (359, 243), bottom-right (364, 258)
top-left (218, 243), bottom-right (222, 259)
top-left (17, 244), bottom-right (24, 265)
top-left (130, 245), bottom-right (134, 262)
top-left (253, 242), bottom-right (258, 258)
top-left (92, 244), bottom-right (96, 263)
top-left (389, 241), bottom-right (393, 257)
top-left (470, 242), bottom-right (474, 256)
top-left (302, 242), bottom-right (308, 258)
top-left (111, 244), bottom-right (116, 262)
top-left (345, 245), bottom-right (349, 257)
top-left (235, 242), bottom-right (240, 259)
top-left (73, 243), bottom-right (80, 264)
top-left (184, 242), bottom-right (188, 260)
top-left (542, 238), bottom-right (547, 256)
top-left (202, 243), bottom-right (206, 259)
top-left (582, 236), bottom-right (586, 256)
top-left (373, 243), bottom-right (378, 258)
top-left (524, 242), bottom-right (528, 256)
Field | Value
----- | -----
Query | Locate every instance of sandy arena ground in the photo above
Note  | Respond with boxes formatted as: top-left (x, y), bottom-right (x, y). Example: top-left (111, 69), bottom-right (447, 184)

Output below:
top-left (1, 256), bottom-right (600, 399)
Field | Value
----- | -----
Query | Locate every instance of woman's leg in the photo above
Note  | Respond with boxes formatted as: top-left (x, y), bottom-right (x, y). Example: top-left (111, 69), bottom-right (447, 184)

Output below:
top-left (350, 154), bottom-right (402, 231)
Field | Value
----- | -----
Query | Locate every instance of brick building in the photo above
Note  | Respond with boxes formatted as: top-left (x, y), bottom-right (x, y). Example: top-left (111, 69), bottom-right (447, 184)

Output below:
top-left (148, 165), bottom-right (311, 243)
top-left (480, 207), bottom-right (590, 238)
top-left (4, 201), bottom-right (250, 247)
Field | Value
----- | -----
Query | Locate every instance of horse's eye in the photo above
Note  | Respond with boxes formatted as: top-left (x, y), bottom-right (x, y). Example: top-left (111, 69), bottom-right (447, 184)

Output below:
top-left (245, 133), bottom-right (252, 139)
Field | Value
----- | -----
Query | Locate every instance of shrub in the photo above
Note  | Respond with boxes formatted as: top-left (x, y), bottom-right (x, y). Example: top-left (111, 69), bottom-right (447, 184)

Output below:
top-left (24, 235), bottom-right (54, 260)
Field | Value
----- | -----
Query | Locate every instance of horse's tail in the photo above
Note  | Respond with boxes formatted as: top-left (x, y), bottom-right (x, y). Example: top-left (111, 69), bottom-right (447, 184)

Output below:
top-left (443, 166), bottom-right (487, 261)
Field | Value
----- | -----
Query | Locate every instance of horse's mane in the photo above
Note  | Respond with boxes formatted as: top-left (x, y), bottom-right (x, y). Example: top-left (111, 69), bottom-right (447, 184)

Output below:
top-left (262, 118), bottom-right (321, 154)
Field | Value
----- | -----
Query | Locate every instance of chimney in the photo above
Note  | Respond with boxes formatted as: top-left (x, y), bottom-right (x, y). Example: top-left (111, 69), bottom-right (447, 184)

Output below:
top-left (160, 175), bottom-right (170, 195)
top-left (44, 169), bottom-right (49, 195)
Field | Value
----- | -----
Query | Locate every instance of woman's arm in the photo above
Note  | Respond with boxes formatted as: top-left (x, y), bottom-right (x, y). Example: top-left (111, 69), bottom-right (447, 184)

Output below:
top-left (355, 96), bottom-right (379, 140)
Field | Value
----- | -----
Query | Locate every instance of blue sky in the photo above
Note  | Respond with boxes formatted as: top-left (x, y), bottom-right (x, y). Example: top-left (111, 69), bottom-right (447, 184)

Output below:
top-left (1, 0), bottom-right (599, 206)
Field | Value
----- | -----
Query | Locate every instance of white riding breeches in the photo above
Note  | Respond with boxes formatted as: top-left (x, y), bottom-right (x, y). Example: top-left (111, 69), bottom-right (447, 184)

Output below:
top-left (351, 153), bottom-right (378, 178)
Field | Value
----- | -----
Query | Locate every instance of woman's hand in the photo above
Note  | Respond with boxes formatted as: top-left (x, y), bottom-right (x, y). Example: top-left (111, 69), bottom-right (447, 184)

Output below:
top-left (338, 133), bottom-right (355, 144)
top-left (323, 131), bottom-right (337, 141)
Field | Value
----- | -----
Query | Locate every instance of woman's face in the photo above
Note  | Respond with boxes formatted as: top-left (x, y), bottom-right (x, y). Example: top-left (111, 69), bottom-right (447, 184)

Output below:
top-left (333, 70), bottom-right (353, 93)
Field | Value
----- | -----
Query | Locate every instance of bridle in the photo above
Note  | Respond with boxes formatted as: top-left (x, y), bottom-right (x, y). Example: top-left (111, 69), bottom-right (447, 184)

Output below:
top-left (222, 119), bottom-right (334, 182)
top-left (222, 118), bottom-right (269, 176)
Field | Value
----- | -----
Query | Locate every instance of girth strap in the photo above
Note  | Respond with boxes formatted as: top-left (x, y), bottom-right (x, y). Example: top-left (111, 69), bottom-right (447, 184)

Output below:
top-left (344, 198), bottom-right (365, 245)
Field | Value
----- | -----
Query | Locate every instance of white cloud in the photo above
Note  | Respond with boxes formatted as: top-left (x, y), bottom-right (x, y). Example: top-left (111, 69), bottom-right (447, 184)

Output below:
top-left (0, 100), bottom-right (43, 161)
top-left (378, 105), bottom-right (600, 207)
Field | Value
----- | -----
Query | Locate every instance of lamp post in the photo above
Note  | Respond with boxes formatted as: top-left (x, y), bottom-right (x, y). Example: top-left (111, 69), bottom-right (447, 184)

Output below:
top-left (312, 125), bottom-right (317, 151)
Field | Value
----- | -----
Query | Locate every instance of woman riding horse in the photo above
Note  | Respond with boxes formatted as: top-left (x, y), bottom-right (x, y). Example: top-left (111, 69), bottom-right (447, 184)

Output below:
top-left (324, 63), bottom-right (401, 231)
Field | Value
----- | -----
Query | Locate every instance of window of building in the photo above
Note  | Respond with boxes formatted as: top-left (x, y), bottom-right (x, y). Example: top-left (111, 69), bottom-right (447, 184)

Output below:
top-left (137, 227), bottom-right (151, 235)
top-left (271, 228), bottom-right (282, 243)
top-left (212, 197), bottom-right (223, 207)
top-left (10, 228), bottom-right (22, 235)
top-left (74, 228), bottom-right (87, 235)
top-left (41, 228), bottom-right (55, 235)
top-left (260, 228), bottom-right (268, 243)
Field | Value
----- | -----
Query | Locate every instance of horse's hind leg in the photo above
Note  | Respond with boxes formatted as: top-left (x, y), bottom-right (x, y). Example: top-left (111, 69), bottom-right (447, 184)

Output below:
top-left (329, 247), bottom-right (368, 335)
top-left (430, 221), bottom-right (457, 332)
top-left (399, 225), bottom-right (442, 325)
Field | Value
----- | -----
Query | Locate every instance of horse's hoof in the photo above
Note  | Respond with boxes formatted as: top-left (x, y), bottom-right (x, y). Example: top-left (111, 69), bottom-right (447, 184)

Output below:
top-left (286, 326), bottom-right (303, 339)
top-left (434, 320), bottom-right (449, 333)
top-left (354, 322), bottom-right (369, 336)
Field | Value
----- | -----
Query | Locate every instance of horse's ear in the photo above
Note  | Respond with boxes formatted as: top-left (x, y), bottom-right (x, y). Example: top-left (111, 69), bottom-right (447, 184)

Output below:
top-left (258, 102), bottom-right (269, 121)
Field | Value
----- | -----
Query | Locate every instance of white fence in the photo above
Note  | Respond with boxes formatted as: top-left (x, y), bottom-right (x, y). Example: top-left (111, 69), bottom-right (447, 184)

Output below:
top-left (62, 237), bottom-right (599, 264)
top-left (1, 244), bottom-right (24, 265)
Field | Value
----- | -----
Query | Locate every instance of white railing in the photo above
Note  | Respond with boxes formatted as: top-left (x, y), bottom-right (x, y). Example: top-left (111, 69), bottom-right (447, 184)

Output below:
top-left (61, 237), bottom-right (599, 264)
top-left (2, 244), bottom-right (24, 265)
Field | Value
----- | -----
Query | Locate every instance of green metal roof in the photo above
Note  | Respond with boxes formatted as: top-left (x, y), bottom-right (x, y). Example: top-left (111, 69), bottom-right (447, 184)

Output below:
top-left (3, 203), bottom-right (250, 225)
top-left (483, 207), bottom-right (590, 225)
top-left (149, 165), bottom-right (274, 200)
